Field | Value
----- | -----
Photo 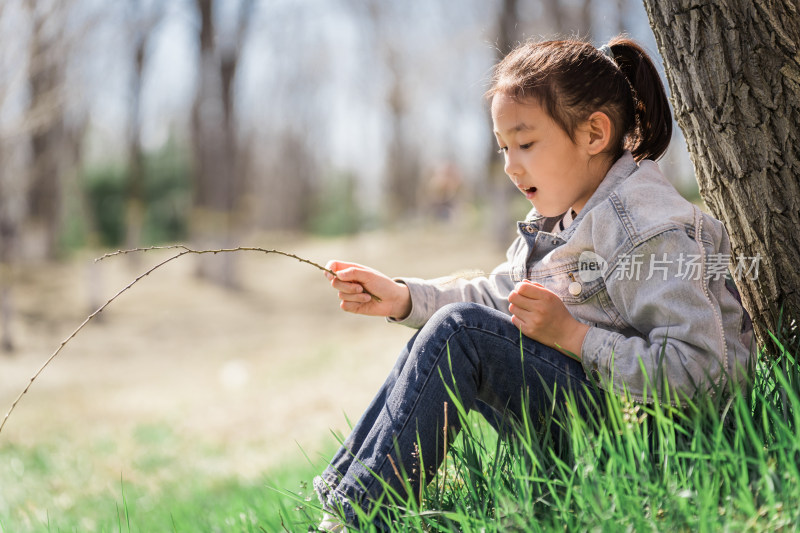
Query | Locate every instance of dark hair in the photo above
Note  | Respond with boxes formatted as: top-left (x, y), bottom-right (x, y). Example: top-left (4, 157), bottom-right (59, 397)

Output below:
top-left (486, 37), bottom-right (672, 161)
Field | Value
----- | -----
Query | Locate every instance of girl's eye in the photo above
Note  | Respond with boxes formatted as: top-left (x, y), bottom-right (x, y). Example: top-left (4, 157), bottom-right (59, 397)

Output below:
top-left (497, 143), bottom-right (532, 154)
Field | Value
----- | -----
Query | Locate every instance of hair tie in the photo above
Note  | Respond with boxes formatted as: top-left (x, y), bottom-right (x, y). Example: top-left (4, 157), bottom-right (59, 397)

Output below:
top-left (598, 44), bottom-right (615, 61)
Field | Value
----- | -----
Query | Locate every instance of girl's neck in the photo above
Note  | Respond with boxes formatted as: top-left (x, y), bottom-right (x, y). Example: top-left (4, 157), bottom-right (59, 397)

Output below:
top-left (573, 153), bottom-right (617, 215)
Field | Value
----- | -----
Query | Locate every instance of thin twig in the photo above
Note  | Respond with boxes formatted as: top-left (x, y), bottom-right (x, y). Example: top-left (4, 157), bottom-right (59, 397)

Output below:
top-left (97, 245), bottom-right (382, 302)
top-left (96, 245), bottom-right (333, 275)
top-left (0, 245), bottom-right (377, 436)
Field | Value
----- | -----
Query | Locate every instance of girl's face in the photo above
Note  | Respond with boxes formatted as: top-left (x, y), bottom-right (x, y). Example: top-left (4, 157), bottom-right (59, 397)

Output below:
top-left (491, 93), bottom-right (606, 217)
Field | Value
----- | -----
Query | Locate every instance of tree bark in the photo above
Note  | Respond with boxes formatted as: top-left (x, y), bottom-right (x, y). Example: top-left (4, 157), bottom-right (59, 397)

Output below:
top-left (643, 0), bottom-right (800, 350)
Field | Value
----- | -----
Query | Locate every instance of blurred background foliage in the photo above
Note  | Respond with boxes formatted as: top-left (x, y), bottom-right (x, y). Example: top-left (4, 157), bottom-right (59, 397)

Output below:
top-left (77, 137), bottom-right (191, 248)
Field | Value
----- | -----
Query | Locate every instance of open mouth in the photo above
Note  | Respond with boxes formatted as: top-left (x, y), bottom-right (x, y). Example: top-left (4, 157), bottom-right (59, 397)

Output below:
top-left (522, 186), bottom-right (537, 197)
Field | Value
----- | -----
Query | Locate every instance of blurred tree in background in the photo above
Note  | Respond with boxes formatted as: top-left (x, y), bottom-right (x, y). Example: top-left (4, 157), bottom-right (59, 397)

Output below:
top-left (124, 0), bottom-right (164, 261)
top-left (22, 0), bottom-right (87, 262)
top-left (190, 0), bottom-right (254, 287)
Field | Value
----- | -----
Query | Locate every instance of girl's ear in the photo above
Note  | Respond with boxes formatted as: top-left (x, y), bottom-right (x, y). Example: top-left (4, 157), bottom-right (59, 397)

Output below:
top-left (584, 111), bottom-right (613, 156)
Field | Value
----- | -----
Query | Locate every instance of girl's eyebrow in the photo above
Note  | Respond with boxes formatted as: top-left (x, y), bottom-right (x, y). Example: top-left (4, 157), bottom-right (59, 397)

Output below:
top-left (494, 122), bottom-right (536, 136)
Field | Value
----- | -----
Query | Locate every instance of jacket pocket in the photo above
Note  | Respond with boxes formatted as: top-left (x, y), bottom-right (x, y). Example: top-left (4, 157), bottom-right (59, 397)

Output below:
top-left (530, 268), bottom-right (623, 329)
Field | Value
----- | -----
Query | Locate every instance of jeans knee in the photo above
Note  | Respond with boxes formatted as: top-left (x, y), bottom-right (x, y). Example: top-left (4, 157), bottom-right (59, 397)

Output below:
top-left (413, 303), bottom-right (486, 364)
top-left (427, 302), bottom-right (492, 332)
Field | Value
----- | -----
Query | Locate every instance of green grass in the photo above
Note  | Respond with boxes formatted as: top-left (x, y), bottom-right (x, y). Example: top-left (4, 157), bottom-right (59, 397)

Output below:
top-left (3, 332), bottom-right (799, 532)
top-left (0, 453), bottom-right (325, 533)
top-left (0, 426), bottom-right (334, 532)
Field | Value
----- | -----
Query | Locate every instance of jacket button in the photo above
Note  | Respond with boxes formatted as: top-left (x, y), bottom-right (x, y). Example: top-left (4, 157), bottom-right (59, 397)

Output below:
top-left (568, 281), bottom-right (582, 296)
top-left (524, 226), bottom-right (536, 234)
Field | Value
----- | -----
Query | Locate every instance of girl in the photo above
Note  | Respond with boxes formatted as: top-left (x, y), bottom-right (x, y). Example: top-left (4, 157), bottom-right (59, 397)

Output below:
top-left (314, 37), bottom-right (753, 531)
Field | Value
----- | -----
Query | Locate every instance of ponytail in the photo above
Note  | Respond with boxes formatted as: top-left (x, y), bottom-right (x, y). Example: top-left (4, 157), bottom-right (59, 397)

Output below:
top-left (607, 37), bottom-right (672, 161)
top-left (487, 36), bottom-right (673, 162)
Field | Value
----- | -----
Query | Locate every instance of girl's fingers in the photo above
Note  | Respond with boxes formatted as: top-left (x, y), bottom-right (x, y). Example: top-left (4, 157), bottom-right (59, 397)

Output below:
top-left (333, 267), bottom-right (375, 288)
top-left (324, 261), bottom-right (341, 281)
top-left (329, 266), bottom-right (373, 293)
top-left (340, 299), bottom-right (375, 313)
top-left (326, 260), bottom-right (359, 272)
top-left (331, 277), bottom-right (364, 294)
top-left (509, 304), bottom-right (533, 325)
top-left (341, 301), bottom-right (364, 313)
top-left (516, 280), bottom-right (548, 299)
top-left (508, 290), bottom-right (537, 312)
top-left (510, 313), bottom-right (527, 331)
top-left (338, 291), bottom-right (372, 303)
top-left (325, 261), bottom-right (365, 281)
top-left (509, 304), bottom-right (529, 320)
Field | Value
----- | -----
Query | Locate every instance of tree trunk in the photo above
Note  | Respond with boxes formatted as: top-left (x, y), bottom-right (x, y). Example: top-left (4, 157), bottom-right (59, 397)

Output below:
top-left (124, 0), bottom-right (162, 263)
top-left (643, 1), bottom-right (800, 350)
top-left (190, 0), bottom-right (252, 288)
top-left (487, 0), bottom-right (520, 248)
top-left (25, 0), bottom-right (66, 261)
top-left (384, 48), bottom-right (420, 223)
top-left (0, 195), bottom-right (16, 353)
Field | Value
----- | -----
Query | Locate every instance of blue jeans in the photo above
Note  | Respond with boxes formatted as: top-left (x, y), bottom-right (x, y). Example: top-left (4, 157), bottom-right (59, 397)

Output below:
top-left (315, 302), bottom-right (598, 526)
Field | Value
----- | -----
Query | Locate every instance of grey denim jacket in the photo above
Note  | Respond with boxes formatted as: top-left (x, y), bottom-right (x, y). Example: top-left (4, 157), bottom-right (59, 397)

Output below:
top-left (393, 152), bottom-right (753, 403)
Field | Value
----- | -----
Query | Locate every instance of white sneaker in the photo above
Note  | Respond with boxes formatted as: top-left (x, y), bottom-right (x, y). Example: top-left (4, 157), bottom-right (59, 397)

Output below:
top-left (317, 512), bottom-right (348, 532)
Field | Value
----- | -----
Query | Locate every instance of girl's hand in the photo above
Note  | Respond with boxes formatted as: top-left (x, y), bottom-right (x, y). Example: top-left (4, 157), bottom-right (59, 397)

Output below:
top-left (508, 280), bottom-right (590, 360)
top-left (325, 260), bottom-right (412, 320)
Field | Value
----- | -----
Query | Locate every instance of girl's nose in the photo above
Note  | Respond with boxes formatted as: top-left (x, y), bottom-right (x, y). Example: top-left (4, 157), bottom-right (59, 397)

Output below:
top-left (504, 154), bottom-right (522, 178)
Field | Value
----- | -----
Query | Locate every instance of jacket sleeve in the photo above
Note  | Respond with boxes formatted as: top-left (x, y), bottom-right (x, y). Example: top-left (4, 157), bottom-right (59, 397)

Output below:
top-left (387, 237), bottom-right (523, 329)
top-left (580, 228), bottom-right (729, 403)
